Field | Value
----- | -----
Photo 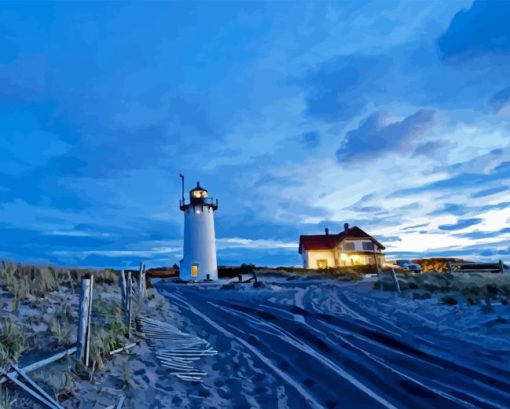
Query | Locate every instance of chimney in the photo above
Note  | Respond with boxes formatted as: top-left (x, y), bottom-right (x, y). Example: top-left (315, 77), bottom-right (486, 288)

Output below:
top-left (344, 223), bottom-right (349, 232)
top-left (325, 228), bottom-right (329, 235)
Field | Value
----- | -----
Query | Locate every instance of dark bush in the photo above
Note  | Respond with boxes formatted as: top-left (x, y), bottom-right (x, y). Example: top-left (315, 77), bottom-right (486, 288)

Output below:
top-left (440, 296), bottom-right (458, 306)
top-left (412, 292), bottom-right (431, 300)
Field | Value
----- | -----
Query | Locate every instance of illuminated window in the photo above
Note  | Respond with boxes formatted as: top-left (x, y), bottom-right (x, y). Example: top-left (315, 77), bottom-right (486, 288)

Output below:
top-left (317, 259), bottom-right (328, 269)
top-left (191, 263), bottom-right (199, 277)
top-left (192, 190), bottom-right (207, 199)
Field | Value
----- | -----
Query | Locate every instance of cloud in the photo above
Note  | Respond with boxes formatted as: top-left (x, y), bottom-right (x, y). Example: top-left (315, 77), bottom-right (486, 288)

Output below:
top-left (411, 140), bottom-right (449, 159)
top-left (470, 186), bottom-right (508, 198)
top-left (438, 218), bottom-right (483, 231)
top-left (216, 237), bottom-right (296, 250)
top-left (489, 85), bottom-right (510, 113)
top-left (394, 156), bottom-right (510, 197)
top-left (428, 203), bottom-right (468, 217)
top-left (301, 131), bottom-right (321, 149)
top-left (303, 54), bottom-right (391, 122)
top-left (437, 1), bottom-right (510, 62)
top-left (335, 109), bottom-right (436, 164)
top-left (455, 227), bottom-right (510, 240)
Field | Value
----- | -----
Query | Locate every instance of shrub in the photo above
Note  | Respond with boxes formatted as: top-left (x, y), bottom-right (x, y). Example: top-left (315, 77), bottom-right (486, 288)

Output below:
top-left (0, 318), bottom-right (26, 367)
top-left (440, 296), bottom-right (458, 306)
top-left (412, 292), bottom-right (432, 300)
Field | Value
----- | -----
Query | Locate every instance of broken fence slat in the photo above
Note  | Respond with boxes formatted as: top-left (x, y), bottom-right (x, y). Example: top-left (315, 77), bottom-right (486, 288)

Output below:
top-left (116, 395), bottom-right (126, 409)
top-left (138, 315), bottom-right (217, 382)
top-left (23, 347), bottom-right (77, 374)
top-left (10, 363), bottom-right (65, 409)
top-left (109, 343), bottom-right (137, 356)
top-left (0, 347), bottom-right (77, 386)
top-left (6, 373), bottom-right (59, 409)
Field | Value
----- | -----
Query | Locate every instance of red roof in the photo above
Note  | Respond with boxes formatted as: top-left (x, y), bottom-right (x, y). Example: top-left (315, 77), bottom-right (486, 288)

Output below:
top-left (298, 226), bottom-right (385, 254)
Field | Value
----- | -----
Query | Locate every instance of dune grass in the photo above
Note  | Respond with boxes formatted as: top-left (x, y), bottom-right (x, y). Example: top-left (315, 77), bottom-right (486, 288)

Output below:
top-left (0, 261), bottom-right (118, 310)
top-left (379, 272), bottom-right (510, 306)
top-left (0, 318), bottom-right (26, 368)
top-left (89, 298), bottom-right (127, 369)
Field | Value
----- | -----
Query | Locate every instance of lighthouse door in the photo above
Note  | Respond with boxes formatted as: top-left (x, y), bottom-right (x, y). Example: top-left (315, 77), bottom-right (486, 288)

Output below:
top-left (191, 263), bottom-right (199, 278)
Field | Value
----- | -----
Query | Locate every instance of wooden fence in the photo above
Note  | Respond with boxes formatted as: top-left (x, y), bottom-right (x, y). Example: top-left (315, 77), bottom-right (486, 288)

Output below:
top-left (1, 262), bottom-right (148, 409)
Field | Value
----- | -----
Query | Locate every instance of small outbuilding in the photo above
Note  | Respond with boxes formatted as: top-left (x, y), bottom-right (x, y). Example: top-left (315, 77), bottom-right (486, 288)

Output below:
top-left (298, 223), bottom-right (386, 269)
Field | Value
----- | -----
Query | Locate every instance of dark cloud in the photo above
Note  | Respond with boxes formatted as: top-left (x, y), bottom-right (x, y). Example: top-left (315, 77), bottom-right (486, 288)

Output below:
top-left (455, 227), bottom-right (510, 240)
top-left (437, 1), bottom-right (510, 62)
top-left (301, 131), bottom-right (321, 149)
top-left (470, 186), bottom-right (508, 198)
top-left (489, 85), bottom-right (510, 113)
top-left (412, 140), bottom-right (448, 159)
top-left (335, 109), bottom-right (436, 164)
top-left (438, 218), bottom-right (482, 231)
top-left (428, 203), bottom-right (467, 217)
top-left (303, 54), bottom-right (391, 122)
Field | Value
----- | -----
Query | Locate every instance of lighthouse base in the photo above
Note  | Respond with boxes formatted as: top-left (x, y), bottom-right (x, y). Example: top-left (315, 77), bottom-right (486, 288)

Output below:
top-left (179, 260), bottom-right (218, 281)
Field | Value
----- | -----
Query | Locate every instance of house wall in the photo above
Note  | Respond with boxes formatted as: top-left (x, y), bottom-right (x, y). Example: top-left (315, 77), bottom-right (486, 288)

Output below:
top-left (303, 239), bottom-right (386, 269)
top-left (304, 250), bottom-right (336, 269)
top-left (336, 252), bottom-right (385, 267)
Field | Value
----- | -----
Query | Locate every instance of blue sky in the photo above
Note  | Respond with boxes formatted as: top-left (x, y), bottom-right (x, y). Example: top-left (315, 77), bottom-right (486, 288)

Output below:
top-left (0, 1), bottom-right (509, 268)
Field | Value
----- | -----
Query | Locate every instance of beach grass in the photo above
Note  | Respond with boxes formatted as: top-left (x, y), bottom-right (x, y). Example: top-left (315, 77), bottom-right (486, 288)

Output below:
top-left (378, 271), bottom-right (510, 306)
top-left (0, 318), bottom-right (26, 368)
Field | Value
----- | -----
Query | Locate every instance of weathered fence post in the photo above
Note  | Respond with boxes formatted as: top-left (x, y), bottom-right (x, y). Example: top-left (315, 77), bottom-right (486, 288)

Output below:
top-left (125, 272), bottom-right (132, 338)
top-left (499, 260), bottom-right (505, 274)
top-left (390, 269), bottom-right (401, 294)
top-left (119, 269), bottom-right (127, 306)
top-left (139, 262), bottom-right (146, 300)
top-left (77, 276), bottom-right (94, 366)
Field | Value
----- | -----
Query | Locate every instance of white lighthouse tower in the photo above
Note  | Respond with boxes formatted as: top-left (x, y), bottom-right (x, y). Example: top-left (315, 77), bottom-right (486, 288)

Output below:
top-left (179, 178), bottom-right (219, 281)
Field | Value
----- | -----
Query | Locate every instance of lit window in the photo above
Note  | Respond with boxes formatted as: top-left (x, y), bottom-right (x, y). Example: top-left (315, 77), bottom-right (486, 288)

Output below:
top-left (317, 259), bottom-right (328, 269)
top-left (192, 190), bottom-right (207, 199)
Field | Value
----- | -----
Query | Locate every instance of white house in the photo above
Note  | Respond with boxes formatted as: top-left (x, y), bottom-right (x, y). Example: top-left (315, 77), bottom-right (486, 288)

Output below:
top-left (298, 224), bottom-right (386, 269)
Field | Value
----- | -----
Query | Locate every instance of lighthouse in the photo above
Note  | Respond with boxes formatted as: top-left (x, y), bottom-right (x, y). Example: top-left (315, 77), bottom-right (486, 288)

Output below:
top-left (179, 179), bottom-right (219, 281)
